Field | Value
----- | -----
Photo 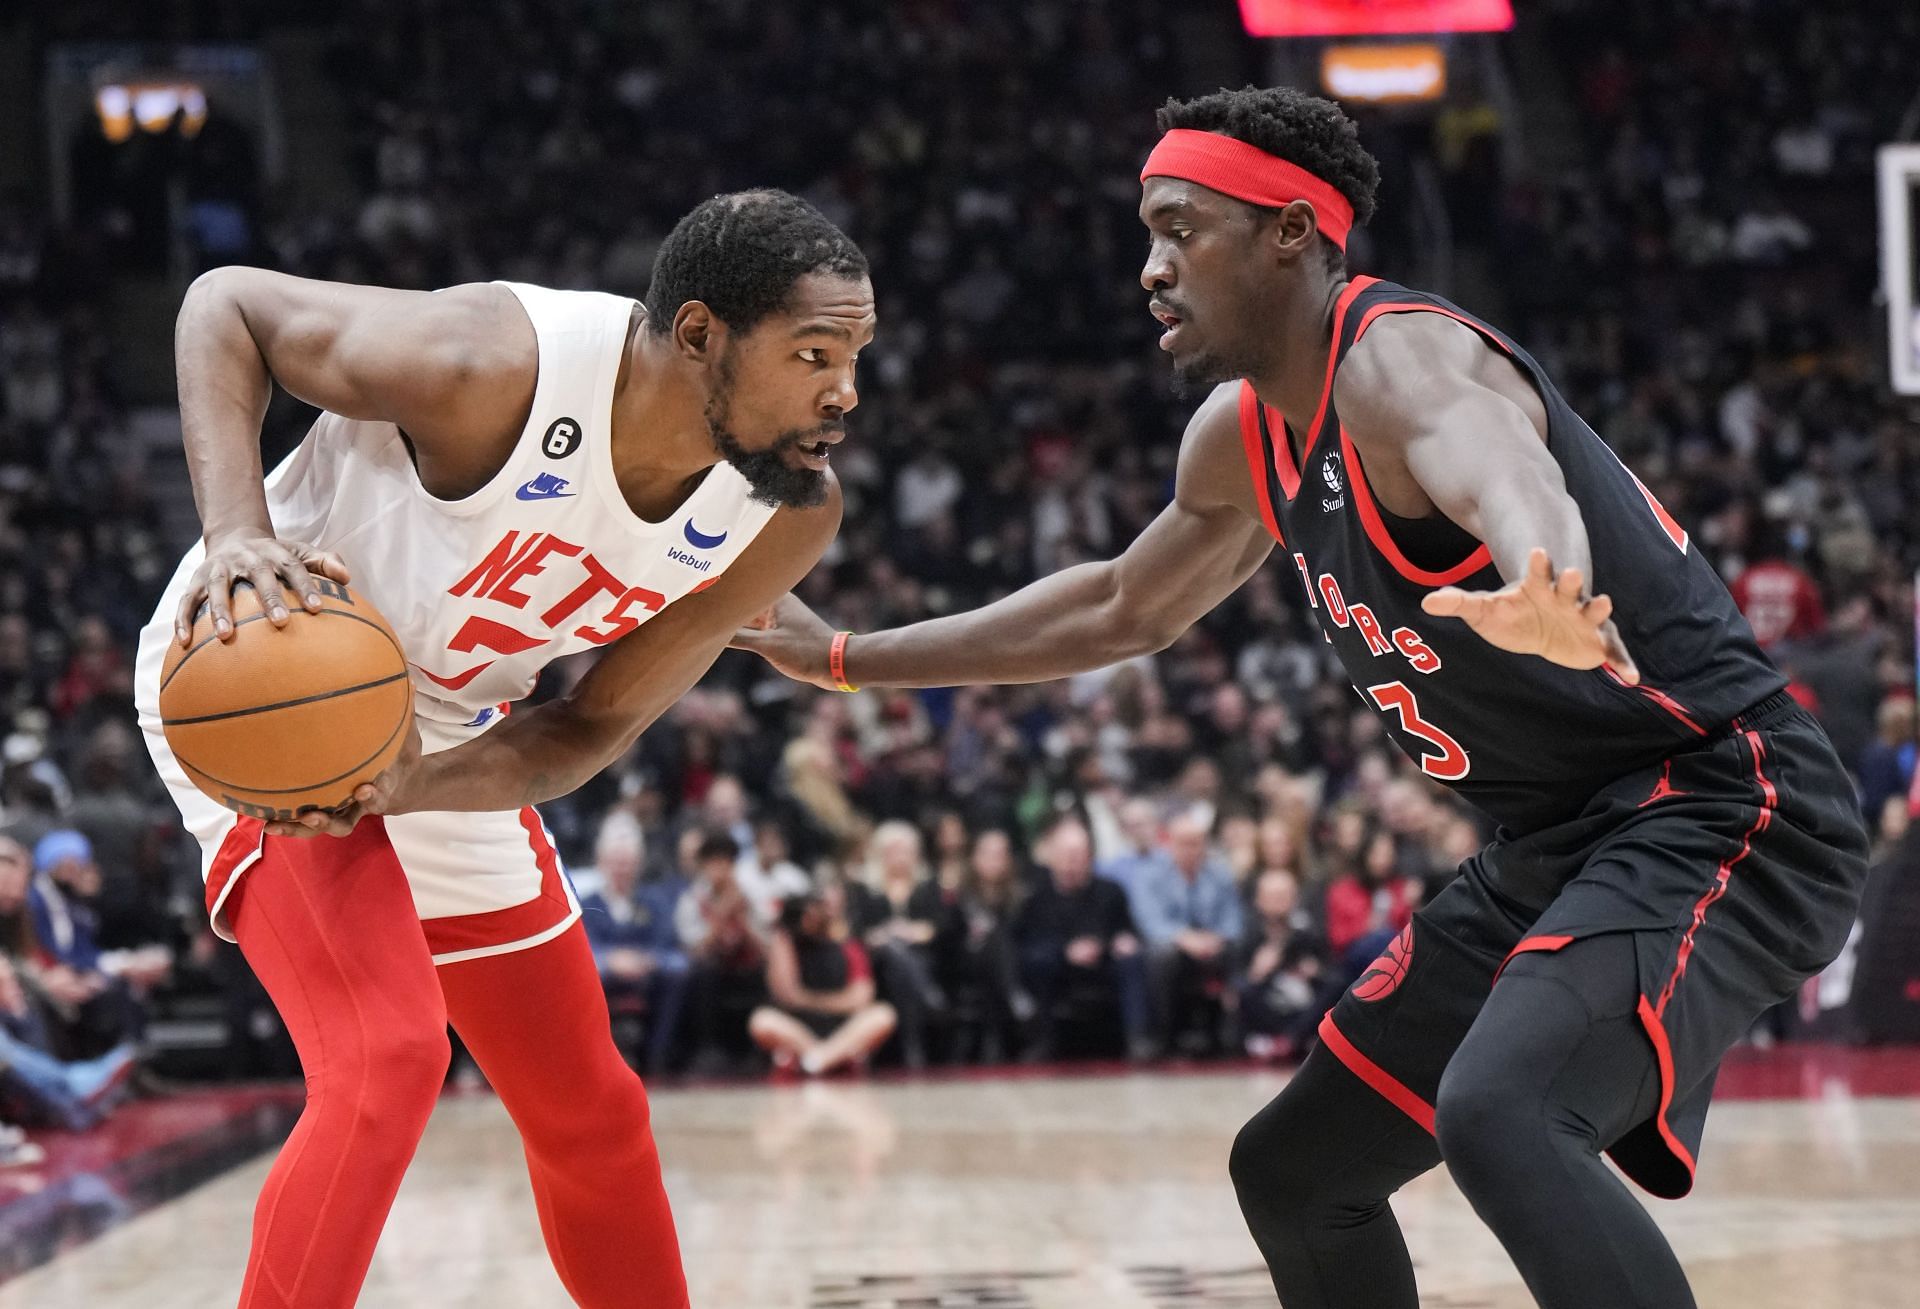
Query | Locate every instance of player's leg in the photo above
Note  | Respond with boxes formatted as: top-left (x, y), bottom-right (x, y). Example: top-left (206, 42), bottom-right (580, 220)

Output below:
top-left (1229, 1042), bottom-right (1442, 1308)
top-left (224, 820), bottom-right (451, 1309)
top-left (438, 923), bottom-right (688, 1309)
top-left (1434, 933), bottom-right (1693, 1309)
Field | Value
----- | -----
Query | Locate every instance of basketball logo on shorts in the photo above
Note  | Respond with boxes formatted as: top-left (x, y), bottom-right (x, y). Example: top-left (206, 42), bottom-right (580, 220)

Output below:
top-left (1353, 925), bottom-right (1414, 1002)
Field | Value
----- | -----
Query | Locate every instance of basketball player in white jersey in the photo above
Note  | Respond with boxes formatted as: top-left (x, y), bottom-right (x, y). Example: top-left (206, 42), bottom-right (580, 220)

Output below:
top-left (131, 190), bottom-right (872, 1309)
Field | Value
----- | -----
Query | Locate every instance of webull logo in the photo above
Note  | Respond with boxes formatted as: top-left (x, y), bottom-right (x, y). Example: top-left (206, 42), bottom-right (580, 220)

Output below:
top-left (665, 547), bottom-right (712, 573)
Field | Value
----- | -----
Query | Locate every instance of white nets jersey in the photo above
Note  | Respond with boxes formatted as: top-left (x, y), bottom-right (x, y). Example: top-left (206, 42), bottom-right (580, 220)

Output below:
top-left (134, 282), bottom-right (781, 951)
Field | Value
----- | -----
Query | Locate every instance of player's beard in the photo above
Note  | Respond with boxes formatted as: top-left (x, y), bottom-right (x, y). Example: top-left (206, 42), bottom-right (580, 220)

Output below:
top-left (1168, 349), bottom-right (1238, 396)
top-left (704, 357), bottom-right (834, 510)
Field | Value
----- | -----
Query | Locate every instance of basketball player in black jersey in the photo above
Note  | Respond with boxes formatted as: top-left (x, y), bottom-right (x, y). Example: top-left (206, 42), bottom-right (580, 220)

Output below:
top-left (737, 87), bottom-right (1868, 1308)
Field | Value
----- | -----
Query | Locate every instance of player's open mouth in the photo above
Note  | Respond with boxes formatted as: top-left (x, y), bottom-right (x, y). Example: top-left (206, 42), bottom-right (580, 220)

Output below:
top-left (791, 435), bottom-right (840, 470)
top-left (1150, 302), bottom-right (1185, 350)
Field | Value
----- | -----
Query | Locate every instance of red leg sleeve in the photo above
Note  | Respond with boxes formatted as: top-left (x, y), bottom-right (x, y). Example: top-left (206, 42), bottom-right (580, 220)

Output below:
top-left (226, 819), bottom-right (450, 1309)
top-left (438, 924), bottom-right (689, 1309)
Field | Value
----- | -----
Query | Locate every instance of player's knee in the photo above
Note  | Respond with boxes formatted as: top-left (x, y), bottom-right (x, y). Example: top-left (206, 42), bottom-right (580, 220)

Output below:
top-left (1228, 1097), bottom-right (1317, 1223)
top-left (1433, 1050), bottom-right (1533, 1183)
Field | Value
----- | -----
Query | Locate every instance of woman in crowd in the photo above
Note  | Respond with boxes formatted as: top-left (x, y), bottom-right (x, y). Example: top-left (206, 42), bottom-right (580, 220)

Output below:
top-left (749, 885), bottom-right (896, 1076)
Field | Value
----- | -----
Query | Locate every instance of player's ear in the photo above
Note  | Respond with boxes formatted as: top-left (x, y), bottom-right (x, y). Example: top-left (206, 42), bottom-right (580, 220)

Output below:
top-left (1269, 200), bottom-right (1319, 264)
top-left (672, 301), bottom-right (724, 363)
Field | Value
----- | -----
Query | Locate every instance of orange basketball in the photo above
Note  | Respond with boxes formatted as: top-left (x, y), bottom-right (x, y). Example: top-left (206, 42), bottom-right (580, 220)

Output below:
top-left (158, 580), bottom-right (413, 822)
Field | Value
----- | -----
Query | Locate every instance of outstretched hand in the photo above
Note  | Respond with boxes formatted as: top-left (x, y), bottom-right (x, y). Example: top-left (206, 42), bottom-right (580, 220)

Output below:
top-left (729, 593), bottom-right (840, 690)
top-left (1421, 548), bottom-right (1638, 683)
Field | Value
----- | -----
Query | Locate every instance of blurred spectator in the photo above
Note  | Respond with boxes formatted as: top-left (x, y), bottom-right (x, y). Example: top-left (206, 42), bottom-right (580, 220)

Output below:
top-left (1131, 810), bottom-right (1243, 1056)
top-left (1231, 869), bottom-right (1332, 1063)
top-left (929, 828), bottom-right (1034, 1062)
top-left (846, 821), bottom-right (943, 1068)
top-left (1098, 796), bottom-right (1170, 898)
top-left (749, 887), bottom-right (896, 1076)
top-left (1859, 699), bottom-right (1918, 830)
top-left (0, 953), bottom-right (135, 1129)
top-left (577, 813), bottom-right (689, 1074)
top-left (27, 830), bottom-right (165, 1056)
top-left (1324, 825), bottom-right (1421, 972)
top-left (733, 817), bottom-right (812, 931)
top-left (675, 831), bottom-right (766, 1072)
top-left (1015, 815), bottom-right (1148, 1061)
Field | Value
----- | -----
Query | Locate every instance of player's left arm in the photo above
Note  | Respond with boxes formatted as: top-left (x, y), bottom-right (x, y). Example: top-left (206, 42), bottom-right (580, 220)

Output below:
top-left (1335, 313), bottom-right (1637, 681)
top-left (267, 477), bottom-right (843, 835)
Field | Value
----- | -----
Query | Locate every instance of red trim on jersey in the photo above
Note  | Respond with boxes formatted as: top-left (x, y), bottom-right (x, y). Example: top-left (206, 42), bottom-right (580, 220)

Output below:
top-left (419, 808), bottom-right (572, 956)
top-left (1317, 1011), bottom-right (1436, 1135)
top-left (1348, 300), bottom-right (1514, 360)
top-left (1304, 276), bottom-right (1378, 451)
top-left (1635, 994), bottom-right (1698, 1190)
top-left (1236, 383), bottom-right (1285, 544)
top-left (1262, 403), bottom-right (1303, 500)
top-left (1604, 666), bottom-right (1708, 737)
top-left (203, 816), bottom-right (266, 920)
top-left (1655, 730), bottom-right (1776, 1019)
top-left (1492, 933), bottom-right (1574, 985)
top-left (1339, 426), bottom-right (1494, 586)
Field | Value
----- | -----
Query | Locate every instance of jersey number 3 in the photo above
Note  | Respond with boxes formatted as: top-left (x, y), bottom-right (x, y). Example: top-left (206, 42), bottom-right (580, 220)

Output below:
top-left (1366, 681), bottom-right (1470, 781)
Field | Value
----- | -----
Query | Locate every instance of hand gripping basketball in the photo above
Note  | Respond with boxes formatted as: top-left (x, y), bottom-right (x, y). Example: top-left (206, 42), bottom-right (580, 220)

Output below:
top-left (265, 713), bottom-right (424, 840)
top-left (175, 532), bottom-right (354, 645)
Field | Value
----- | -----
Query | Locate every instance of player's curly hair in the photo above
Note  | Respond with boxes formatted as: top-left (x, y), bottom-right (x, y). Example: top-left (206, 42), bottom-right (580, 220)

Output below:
top-left (1156, 86), bottom-right (1380, 266)
top-left (644, 189), bottom-right (868, 336)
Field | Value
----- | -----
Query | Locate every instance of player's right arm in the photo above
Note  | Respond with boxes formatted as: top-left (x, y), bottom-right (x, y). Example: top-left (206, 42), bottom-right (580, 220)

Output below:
top-left (732, 383), bottom-right (1274, 688)
top-left (170, 268), bottom-right (534, 644)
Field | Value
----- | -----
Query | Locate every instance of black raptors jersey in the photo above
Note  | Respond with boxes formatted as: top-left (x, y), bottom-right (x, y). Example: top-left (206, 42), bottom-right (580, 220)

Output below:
top-left (1239, 276), bottom-right (1784, 832)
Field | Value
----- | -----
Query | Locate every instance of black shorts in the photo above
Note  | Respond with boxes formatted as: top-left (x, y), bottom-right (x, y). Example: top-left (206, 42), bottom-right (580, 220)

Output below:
top-left (1320, 691), bottom-right (1868, 1198)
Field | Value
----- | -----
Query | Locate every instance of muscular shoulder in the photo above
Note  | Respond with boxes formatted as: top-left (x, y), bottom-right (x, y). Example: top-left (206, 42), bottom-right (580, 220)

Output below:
top-left (1335, 312), bottom-right (1545, 451)
top-left (1173, 381), bottom-right (1262, 522)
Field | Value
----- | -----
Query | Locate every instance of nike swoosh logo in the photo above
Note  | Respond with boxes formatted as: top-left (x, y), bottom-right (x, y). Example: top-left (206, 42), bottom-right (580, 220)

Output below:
top-left (684, 521), bottom-right (728, 549)
top-left (516, 479), bottom-right (576, 501)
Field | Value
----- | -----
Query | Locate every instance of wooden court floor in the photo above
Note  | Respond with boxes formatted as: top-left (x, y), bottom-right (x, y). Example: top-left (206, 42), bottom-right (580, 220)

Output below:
top-left (7, 1062), bottom-right (1919, 1307)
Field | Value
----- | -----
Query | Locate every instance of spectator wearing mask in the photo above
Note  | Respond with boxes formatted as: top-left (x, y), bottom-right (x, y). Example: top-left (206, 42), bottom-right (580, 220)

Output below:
top-left (1015, 815), bottom-right (1148, 1061)
top-left (675, 831), bottom-right (767, 1071)
top-left (846, 820), bottom-right (944, 1068)
top-left (1130, 811), bottom-right (1244, 1055)
top-left (733, 818), bottom-right (813, 931)
top-left (749, 886), bottom-right (896, 1076)
top-left (1232, 869), bottom-right (1332, 1062)
top-left (577, 814), bottom-right (690, 1075)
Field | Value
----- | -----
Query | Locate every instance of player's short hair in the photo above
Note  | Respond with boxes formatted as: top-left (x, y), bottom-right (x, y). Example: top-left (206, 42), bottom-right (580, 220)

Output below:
top-left (645, 189), bottom-right (868, 337)
top-left (1155, 86), bottom-right (1380, 269)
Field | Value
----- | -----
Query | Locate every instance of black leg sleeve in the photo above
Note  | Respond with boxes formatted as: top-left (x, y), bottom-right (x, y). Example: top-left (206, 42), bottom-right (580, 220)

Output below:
top-left (1231, 1042), bottom-right (1443, 1308)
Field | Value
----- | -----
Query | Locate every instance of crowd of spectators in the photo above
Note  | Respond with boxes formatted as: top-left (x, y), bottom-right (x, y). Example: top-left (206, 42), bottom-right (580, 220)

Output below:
top-left (0, 0), bottom-right (1913, 1112)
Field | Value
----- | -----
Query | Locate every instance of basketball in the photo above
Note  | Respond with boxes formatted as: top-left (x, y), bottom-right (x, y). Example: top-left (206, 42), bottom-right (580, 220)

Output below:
top-left (157, 580), bottom-right (413, 821)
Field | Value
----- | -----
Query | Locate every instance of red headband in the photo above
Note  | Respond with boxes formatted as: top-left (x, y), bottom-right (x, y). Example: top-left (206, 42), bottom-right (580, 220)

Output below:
top-left (1140, 129), bottom-right (1356, 250)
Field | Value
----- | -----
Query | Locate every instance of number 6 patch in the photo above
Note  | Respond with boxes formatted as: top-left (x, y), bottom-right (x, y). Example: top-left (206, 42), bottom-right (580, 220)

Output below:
top-left (542, 417), bottom-right (582, 459)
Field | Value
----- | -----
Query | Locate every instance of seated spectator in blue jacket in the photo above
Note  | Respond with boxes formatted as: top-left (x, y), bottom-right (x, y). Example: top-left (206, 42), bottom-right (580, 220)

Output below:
top-left (1128, 810), bottom-right (1244, 1056)
top-left (576, 814), bottom-right (690, 1074)
top-left (27, 831), bottom-right (162, 1057)
top-left (1015, 815), bottom-right (1149, 1061)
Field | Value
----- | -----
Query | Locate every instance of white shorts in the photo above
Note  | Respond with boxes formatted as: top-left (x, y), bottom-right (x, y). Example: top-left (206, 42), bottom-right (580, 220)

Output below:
top-left (135, 631), bottom-right (578, 966)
